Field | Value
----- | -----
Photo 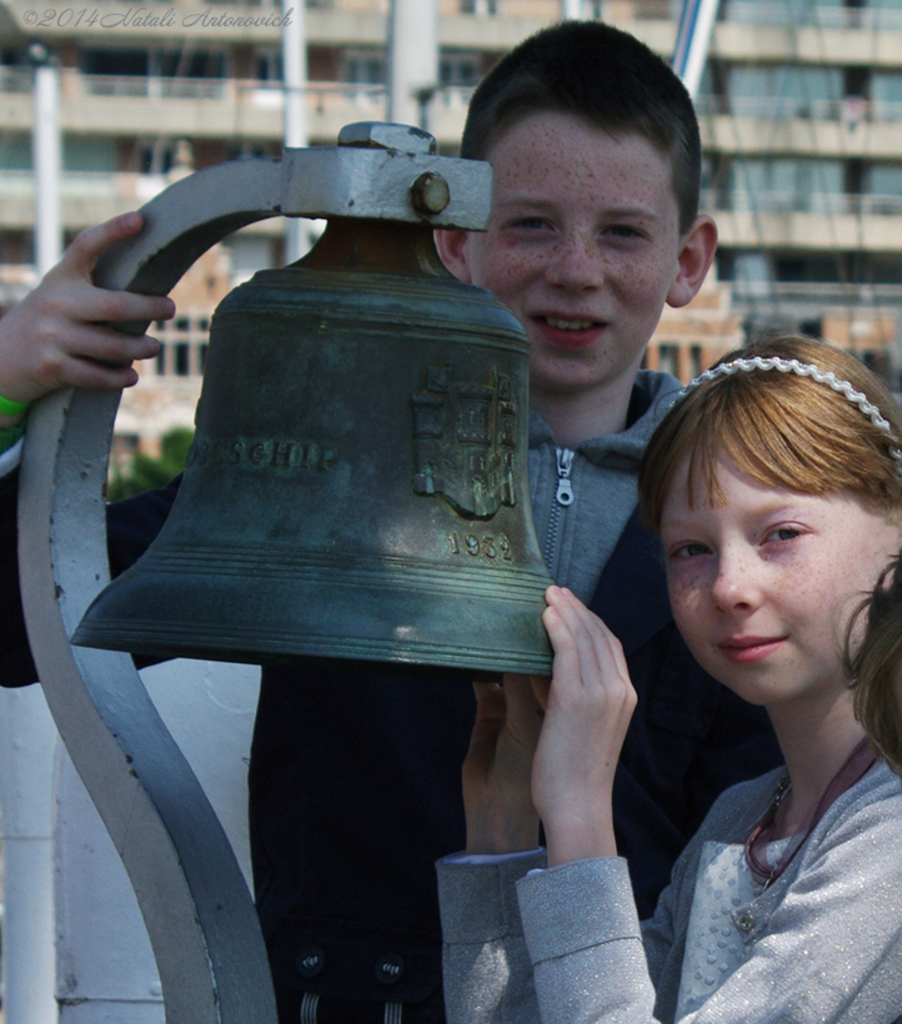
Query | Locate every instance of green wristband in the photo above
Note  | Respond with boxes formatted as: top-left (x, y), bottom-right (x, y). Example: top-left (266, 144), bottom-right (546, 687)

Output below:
top-left (0, 393), bottom-right (31, 417)
top-left (0, 423), bottom-right (25, 453)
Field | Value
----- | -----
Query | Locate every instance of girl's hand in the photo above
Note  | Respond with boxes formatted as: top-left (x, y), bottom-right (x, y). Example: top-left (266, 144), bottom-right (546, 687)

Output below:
top-left (0, 213), bottom-right (175, 425)
top-left (533, 586), bottom-right (637, 867)
top-left (462, 674), bottom-right (546, 854)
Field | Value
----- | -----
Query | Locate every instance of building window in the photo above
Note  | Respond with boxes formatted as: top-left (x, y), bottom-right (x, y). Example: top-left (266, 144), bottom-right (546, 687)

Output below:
top-left (872, 72), bottom-right (902, 120)
top-left (726, 63), bottom-right (843, 120)
top-left (341, 49), bottom-right (385, 85)
top-left (175, 343), bottom-right (191, 376)
top-left (688, 345), bottom-right (702, 380)
top-left (256, 50), bottom-right (283, 83)
top-left (864, 163), bottom-right (902, 215)
top-left (657, 345), bottom-right (679, 379)
top-left (80, 48), bottom-right (149, 77)
top-left (156, 50), bottom-right (227, 79)
top-left (725, 158), bottom-right (844, 214)
top-left (460, 0), bottom-right (499, 14)
top-left (440, 51), bottom-right (481, 87)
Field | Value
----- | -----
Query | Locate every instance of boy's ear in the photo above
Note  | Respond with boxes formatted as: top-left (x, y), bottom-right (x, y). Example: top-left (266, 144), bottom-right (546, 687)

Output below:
top-left (666, 215), bottom-right (718, 309)
top-left (434, 229), bottom-right (474, 283)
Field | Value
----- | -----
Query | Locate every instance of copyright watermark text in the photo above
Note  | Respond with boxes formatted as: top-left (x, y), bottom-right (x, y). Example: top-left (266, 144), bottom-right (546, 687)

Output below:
top-left (23, 6), bottom-right (293, 29)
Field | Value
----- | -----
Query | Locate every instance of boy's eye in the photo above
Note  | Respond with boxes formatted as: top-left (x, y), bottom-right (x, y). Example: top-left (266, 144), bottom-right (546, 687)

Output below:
top-left (765, 527), bottom-right (802, 543)
top-left (606, 224), bottom-right (642, 239)
top-left (512, 217), bottom-right (549, 230)
top-left (671, 542), bottom-right (709, 559)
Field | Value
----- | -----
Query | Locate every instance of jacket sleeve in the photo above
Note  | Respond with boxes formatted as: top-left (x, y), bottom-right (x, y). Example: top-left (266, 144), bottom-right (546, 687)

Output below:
top-left (0, 467), bottom-right (179, 686)
top-left (437, 850), bottom-right (546, 1024)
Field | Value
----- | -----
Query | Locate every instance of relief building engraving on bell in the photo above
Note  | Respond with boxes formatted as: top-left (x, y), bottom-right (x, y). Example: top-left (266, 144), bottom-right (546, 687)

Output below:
top-left (411, 365), bottom-right (516, 519)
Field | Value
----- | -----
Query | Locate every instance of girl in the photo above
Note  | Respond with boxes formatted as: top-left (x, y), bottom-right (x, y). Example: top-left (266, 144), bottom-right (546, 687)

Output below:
top-left (438, 335), bottom-right (902, 1024)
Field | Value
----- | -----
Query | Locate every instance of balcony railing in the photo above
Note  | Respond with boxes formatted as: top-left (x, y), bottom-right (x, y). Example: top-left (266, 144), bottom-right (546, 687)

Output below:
top-left (730, 279), bottom-right (902, 306)
top-left (703, 188), bottom-right (902, 217)
top-left (0, 67), bottom-right (484, 115)
top-left (723, 1), bottom-right (902, 31)
top-left (3, 173), bottom-right (900, 224)
top-left (696, 94), bottom-right (902, 124)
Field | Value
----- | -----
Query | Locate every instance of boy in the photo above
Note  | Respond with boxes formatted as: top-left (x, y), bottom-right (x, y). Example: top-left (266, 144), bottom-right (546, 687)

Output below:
top-left (0, 21), bottom-right (779, 1024)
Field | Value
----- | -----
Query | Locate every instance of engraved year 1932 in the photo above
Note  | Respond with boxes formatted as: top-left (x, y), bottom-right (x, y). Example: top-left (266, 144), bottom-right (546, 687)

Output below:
top-left (447, 530), bottom-right (513, 561)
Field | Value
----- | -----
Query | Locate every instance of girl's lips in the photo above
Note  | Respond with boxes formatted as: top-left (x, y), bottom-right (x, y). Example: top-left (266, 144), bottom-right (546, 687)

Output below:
top-left (718, 636), bottom-right (787, 664)
top-left (532, 314), bottom-right (605, 351)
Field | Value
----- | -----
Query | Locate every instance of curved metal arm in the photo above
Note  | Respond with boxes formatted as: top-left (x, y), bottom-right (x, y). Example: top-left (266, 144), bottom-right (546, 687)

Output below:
top-left (18, 154), bottom-right (288, 1024)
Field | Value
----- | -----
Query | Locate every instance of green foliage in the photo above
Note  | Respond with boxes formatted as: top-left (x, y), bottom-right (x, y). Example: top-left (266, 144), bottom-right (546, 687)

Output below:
top-left (107, 427), bottom-right (194, 501)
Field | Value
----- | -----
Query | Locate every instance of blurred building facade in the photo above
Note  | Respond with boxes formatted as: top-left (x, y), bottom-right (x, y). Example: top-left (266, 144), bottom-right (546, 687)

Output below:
top-left (1, 0), bottom-right (901, 455)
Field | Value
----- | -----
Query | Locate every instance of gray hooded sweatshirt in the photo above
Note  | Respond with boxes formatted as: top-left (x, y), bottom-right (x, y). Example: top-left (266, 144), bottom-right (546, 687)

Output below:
top-left (527, 369), bottom-right (683, 602)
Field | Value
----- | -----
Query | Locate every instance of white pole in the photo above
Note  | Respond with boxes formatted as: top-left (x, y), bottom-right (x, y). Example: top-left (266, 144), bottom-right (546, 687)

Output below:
top-left (53, 661), bottom-right (260, 1024)
top-left (560, 0), bottom-right (583, 19)
top-left (282, 0), bottom-right (307, 263)
top-left (33, 52), bottom-right (63, 274)
top-left (672, 0), bottom-right (721, 101)
top-left (0, 49), bottom-right (66, 1024)
top-left (387, 0), bottom-right (438, 130)
top-left (0, 687), bottom-right (59, 1024)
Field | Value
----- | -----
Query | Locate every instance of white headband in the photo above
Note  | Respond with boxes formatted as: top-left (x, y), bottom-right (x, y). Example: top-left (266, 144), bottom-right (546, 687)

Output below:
top-left (680, 355), bottom-right (902, 477)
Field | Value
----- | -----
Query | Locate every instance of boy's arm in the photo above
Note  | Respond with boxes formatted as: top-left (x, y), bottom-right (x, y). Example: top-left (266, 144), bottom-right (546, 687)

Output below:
top-left (0, 212), bottom-right (175, 431)
top-left (0, 211), bottom-right (178, 683)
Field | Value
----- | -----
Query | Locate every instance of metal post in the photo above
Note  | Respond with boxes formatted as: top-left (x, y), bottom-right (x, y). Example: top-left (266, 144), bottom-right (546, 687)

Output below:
top-left (387, 0), bottom-right (438, 129)
top-left (0, 42), bottom-right (65, 1024)
top-left (282, 0), bottom-right (307, 263)
top-left (32, 44), bottom-right (63, 274)
top-left (0, 688), bottom-right (58, 1024)
top-left (672, 0), bottom-right (721, 101)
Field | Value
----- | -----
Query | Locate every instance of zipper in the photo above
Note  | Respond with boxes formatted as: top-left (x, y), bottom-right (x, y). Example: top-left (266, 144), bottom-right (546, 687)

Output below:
top-left (543, 447), bottom-right (574, 573)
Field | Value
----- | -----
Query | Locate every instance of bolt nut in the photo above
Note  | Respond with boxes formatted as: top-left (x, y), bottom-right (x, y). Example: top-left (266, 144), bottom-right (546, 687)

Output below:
top-left (338, 122), bottom-right (436, 155)
top-left (411, 172), bottom-right (451, 215)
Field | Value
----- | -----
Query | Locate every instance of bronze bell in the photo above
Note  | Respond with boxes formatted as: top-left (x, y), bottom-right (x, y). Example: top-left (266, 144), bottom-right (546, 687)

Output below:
top-left (73, 123), bottom-right (553, 675)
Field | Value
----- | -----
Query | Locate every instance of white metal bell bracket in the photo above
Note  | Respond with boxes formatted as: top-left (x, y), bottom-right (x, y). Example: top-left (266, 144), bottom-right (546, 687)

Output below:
top-left (17, 123), bottom-right (492, 1024)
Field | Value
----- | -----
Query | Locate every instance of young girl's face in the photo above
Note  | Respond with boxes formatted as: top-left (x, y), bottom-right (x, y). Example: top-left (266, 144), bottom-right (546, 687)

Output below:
top-left (660, 451), bottom-right (902, 710)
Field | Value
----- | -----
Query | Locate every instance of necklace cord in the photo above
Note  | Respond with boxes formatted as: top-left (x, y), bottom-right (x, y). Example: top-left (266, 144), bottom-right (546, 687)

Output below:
top-left (744, 736), bottom-right (876, 888)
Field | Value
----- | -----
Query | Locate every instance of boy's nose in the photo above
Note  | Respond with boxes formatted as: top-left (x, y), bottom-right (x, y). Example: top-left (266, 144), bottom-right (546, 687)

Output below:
top-left (545, 233), bottom-right (602, 290)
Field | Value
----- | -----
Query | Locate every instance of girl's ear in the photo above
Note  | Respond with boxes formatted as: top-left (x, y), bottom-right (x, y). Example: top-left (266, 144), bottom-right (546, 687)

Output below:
top-left (434, 229), bottom-right (474, 283)
top-left (666, 215), bottom-right (718, 309)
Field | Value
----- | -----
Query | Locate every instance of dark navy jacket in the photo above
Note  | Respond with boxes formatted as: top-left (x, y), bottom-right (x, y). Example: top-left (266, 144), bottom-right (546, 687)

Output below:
top-left (0, 470), bottom-right (780, 1024)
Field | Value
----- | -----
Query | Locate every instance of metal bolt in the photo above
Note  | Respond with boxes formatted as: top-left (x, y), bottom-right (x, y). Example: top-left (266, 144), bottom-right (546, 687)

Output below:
top-left (411, 172), bottom-right (451, 215)
top-left (338, 122), bottom-right (437, 155)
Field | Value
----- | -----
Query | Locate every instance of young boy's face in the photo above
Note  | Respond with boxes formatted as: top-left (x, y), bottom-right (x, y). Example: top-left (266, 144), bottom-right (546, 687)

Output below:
top-left (438, 111), bottom-right (715, 425)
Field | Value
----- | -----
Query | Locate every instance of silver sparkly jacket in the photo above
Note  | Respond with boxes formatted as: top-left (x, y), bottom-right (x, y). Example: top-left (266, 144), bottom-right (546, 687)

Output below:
top-left (438, 762), bottom-right (902, 1024)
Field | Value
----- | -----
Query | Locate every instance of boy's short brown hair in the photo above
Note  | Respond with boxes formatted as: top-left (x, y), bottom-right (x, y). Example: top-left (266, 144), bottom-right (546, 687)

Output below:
top-left (461, 20), bottom-right (702, 233)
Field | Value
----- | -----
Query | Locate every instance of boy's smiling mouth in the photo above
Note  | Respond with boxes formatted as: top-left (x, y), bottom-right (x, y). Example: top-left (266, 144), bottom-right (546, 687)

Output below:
top-left (533, 313), bottom-right (607, 350)
top-left (544, 316), bottom-right (597, 331)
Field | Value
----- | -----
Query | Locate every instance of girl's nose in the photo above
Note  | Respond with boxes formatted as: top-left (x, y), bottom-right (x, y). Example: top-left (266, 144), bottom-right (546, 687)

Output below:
top-left (710, 549), bottom-right (760, 612)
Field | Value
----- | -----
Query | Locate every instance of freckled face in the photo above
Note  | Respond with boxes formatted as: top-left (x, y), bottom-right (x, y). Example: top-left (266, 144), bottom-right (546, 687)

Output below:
top-left (455, 111), bottom-right (691, 405)
top-left (660, 454), bottom-right (902, 710)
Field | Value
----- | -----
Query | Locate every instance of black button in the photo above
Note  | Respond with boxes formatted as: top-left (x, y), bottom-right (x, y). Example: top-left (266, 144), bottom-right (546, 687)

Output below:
top-left (374, 953), bottom-right (405, 985)
top-left (295, 945), bottom-right (325, 978)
